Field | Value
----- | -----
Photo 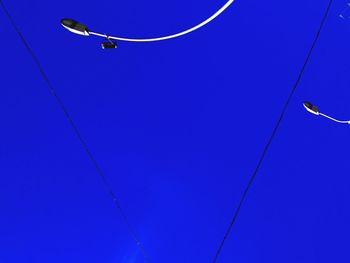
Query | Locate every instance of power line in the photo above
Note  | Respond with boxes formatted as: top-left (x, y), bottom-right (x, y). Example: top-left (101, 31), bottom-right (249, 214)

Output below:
top-left (212, 0), bottom-right (334, 262)
top-left (0, 1), bottom-right (150, 261)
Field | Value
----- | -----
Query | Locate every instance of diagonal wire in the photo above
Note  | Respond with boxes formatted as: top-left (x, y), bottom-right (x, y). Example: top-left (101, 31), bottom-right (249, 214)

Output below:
top-left (212, 0), bottom-right (333, 262)
top-left (0, 1), bottom-right (150, 261)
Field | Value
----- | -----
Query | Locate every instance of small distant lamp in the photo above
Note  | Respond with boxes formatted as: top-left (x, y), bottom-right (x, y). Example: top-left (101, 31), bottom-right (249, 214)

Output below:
top-left (303, 101), bottom-right (320, 115)
top-left (303, 101), bottom-right (350, 124)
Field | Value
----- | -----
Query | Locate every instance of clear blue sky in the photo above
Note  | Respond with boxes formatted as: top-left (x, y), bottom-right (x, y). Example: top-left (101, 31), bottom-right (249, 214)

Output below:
top-left (1, 0), bottom-right (350, 262)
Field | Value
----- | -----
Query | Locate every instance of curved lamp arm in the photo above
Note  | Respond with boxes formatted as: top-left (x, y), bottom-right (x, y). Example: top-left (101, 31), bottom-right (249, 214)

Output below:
top-left (62, 0), bottom-right (235, 42)
top-left (319, 113), bottom-right (350, 124)
top-left (303, 101), bottom-right (350, 124)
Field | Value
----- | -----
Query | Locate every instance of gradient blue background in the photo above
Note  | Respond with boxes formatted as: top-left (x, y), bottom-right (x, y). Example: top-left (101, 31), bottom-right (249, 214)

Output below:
top-left (1, 0), bottom-right (350, 262)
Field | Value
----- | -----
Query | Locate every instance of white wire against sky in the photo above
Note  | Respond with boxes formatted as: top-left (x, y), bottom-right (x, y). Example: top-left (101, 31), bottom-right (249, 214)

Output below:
top-left (89, 0), bottom-right (235, 42)
top-left (319, 113), bottom-right (350, 124)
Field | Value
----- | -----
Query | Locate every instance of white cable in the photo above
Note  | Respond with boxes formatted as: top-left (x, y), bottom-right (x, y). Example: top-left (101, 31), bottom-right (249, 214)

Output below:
top-left (320, 113), bottom-right (350, 124)
top-left (89, 0), bottom-right (235, 42)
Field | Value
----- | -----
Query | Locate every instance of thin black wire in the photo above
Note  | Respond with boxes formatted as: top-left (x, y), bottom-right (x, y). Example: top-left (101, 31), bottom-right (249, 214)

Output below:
top-left (0, 1), bottom-right (150, 261)
top-left (212, 0), bottom-right (333, 262)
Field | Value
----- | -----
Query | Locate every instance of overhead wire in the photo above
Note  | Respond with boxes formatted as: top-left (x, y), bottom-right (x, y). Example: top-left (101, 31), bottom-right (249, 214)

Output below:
top-left (0, 1), bottom-right (150, 261)
top-left (212, 0), bottom-right (334, 262)
top-left (1, 0), bottom-right (334, 260)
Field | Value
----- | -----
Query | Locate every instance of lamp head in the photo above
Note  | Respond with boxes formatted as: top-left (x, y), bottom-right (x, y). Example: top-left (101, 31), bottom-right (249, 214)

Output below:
top-left (61, 18), bottom-right (89, 36)
top-left (303, 101), bottom-right (320, 115)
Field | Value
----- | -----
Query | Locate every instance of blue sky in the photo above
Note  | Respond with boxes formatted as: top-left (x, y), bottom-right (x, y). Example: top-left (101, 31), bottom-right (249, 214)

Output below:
top-left (1, 0), bottom-right (350, 262)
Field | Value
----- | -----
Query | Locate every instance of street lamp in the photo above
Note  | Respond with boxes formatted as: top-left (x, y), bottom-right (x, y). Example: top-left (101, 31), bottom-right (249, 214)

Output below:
top-left (303, 101), bottom-right (350, 124)
top-left (60, 18), bottom-right (117, 48)
top-left (60, 0), bottom-right (236, 47)
top-left (61, 18), bottom-right (90, 36)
